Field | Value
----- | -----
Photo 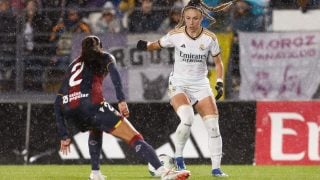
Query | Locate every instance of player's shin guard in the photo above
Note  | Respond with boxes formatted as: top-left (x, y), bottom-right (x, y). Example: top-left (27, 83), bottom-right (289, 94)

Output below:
top-left (89, 130), bottom-right (103, 170)
top-left (203, 115), bottom-right (223, 170)
top-left (174, 105), bottom-right (194, 158)
top-left (129, 134), bottom-right (162, 170)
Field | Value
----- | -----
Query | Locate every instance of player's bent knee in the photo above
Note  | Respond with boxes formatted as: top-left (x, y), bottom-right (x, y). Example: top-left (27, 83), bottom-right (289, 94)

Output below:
top-left (110, 118), bottom-right (142, 142)
top-left (203, 115), bottom-right (220, 137)
top-left (128, 134), bottom-right (144, 147)
top-left (176, 105), bottom-right (194, 126)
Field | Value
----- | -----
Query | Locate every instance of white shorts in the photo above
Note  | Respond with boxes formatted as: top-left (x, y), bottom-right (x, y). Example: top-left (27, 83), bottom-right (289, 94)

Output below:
top-left (168, 76), bottom-right (213, 105)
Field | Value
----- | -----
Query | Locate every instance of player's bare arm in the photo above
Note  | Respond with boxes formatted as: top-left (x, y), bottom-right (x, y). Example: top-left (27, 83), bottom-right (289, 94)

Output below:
top-left (213, 54), bottom-right (224, 100)
top-left (136, 40), bottom-right (161, 51)
top-left (213, 54), bottom-right (224, 80)
top-left (147, 41), bottom-right (162, 51)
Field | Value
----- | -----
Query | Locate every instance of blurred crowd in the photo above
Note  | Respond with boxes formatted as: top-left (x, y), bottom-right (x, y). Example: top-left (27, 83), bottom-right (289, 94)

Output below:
top-left (0, 0), bottom-right (319, 98)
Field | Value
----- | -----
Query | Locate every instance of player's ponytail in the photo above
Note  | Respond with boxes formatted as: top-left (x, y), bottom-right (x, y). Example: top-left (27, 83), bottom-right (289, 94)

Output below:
top-left (200, 0), bottom-right (238, 13)
top-left (175, 0), bottom-right (238, 29)
top-left (80, 35), bottom-right (104, 73)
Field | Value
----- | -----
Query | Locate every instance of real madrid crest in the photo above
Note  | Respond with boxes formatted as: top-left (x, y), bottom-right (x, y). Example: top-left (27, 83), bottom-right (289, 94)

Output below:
top-left (199, 44), bottom-right (205, 50)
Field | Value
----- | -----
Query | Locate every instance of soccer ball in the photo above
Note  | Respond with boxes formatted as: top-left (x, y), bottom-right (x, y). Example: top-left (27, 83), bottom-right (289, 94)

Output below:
top-left (148, 154), bottom-right (176, 176)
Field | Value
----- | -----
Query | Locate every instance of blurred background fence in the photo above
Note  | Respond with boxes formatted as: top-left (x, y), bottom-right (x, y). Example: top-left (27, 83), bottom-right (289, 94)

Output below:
top-left (1, 0), bottom-right (320, 101)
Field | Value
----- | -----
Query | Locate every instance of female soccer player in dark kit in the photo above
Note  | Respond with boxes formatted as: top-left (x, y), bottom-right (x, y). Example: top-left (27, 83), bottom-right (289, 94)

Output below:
top-left (54, 35), bottom-right (191, 180)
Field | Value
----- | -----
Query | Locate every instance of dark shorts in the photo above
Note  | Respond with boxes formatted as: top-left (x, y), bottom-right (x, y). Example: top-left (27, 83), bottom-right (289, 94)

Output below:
top-left (94, 102), bottom-right (123, 132)
top-left (65, 102), bottom-right (123, 133)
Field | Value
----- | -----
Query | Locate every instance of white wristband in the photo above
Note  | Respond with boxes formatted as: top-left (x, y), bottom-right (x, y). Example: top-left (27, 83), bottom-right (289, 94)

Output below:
top-left (217, 78), bottom-right (223, 83)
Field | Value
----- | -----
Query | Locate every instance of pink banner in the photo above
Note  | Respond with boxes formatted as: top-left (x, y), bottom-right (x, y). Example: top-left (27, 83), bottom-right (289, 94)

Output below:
top-left (239, 32), bottom-right (320, 100)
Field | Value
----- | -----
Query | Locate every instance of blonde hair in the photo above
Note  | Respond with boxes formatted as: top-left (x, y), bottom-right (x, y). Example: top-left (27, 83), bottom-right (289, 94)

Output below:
top-left (176, 0), bottom-right (239, 28)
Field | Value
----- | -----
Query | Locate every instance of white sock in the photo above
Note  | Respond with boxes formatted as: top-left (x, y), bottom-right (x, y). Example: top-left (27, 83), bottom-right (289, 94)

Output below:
top-left (91, 170), bottom-right (100, 175)
top-left (174, 105), bottom-right (194, 157)
top-left (203, 115), bottom-right (222, 170)
top-left (154, 166), bottom-right (166, 177)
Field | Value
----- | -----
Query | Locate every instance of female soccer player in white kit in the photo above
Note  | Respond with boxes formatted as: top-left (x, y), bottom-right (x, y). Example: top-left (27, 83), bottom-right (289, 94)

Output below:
top-left (136, 0), bottom-right (237, 177)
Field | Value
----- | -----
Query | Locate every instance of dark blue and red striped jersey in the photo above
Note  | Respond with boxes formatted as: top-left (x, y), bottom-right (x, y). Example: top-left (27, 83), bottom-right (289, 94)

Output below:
top-left (54, 52), bottom-right (125, 139)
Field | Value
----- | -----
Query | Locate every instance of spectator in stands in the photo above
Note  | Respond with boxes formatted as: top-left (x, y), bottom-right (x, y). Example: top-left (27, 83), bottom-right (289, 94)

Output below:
top-left (64, 0), bottom-right (106, 17)
top-left (227, 0), bottom-right (264, 32)
top-left (10, 0), bottom-right (25, 14)
top-left (22, 0), bottom-right (52, 91)
top-left (41, 0), bottom-right (96, 26)
top-left (118, 0), bottom-right (137, 30)
top-left (0, 0), bottom-right (16, 54)
top-left (46, 4), bottom-right (91, 92)
top-left (297, 0), bottom-right (320, 12)
top-left (157, 4), bottom-right (182, 33)
top-left (49, 4), bottom-right (91, 66)
top-left (23, 0), bottom-right (52, 55)
top-left (128, 0), bottom-right (165, 33)
top-left (94, 6), bottom-right (124, 33)
top-left (40, 0), bottom-right (65, 25)
top-left (0, 0), bottom-right (16, 91)
top-left (118, 0), bottom-right (136, 15)
top-left (119, 0), bottom-right (176, 13)
top-left (119, 0), bottom-right (175, 30)
top-left (81, 0), bottom-right (110, 8)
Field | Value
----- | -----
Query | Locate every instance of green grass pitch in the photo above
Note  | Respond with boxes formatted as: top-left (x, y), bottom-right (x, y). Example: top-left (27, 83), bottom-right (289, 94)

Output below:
top-left (0, 165), bottom-right (319, 179)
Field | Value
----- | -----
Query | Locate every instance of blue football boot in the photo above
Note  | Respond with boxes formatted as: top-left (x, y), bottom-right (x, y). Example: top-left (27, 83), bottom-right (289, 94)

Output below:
top-left (212, 168), bottom-right (228, 177)
top-left (175, 157), bottom-right (186, 171)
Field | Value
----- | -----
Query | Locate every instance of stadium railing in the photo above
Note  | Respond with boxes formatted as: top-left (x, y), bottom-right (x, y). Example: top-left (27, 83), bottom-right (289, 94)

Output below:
top-left (0, 5), bottom-right (273, 103)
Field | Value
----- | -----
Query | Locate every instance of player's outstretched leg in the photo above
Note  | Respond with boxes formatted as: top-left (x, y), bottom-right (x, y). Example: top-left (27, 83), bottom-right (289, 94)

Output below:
top-left (126, 133), bottom-right (191, 180)
top-left (110, 118), bottom-right (191, 179)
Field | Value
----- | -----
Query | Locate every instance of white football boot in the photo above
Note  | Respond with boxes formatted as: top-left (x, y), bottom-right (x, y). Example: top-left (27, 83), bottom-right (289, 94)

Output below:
top-left (88, 171), bottom-right (106, 180)
top-left (155, 166), bottom-right (191, 180)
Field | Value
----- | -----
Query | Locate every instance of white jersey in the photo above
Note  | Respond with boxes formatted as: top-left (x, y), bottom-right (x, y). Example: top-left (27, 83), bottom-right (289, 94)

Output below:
top-left (159, 26), bottom-right (220, 85)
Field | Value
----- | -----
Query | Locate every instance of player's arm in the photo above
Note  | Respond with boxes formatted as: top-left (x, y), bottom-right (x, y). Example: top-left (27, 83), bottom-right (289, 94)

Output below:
top-left (213, 54), bottom-right (224, 100)
top-left (136, 40), bottom-right (162, 51)
top-left (213, 54), bottom-right (224, 81)
top-left (106, 55), bottom-right (129, 118)
top-left (137, 32), bottom-right (174, 51)
top-left (54, 95), bottom-right (71, 155)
